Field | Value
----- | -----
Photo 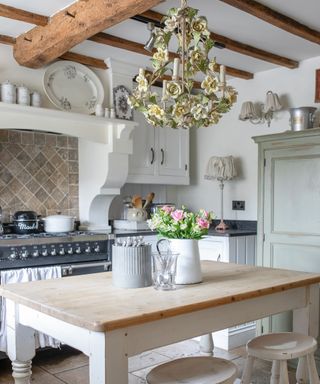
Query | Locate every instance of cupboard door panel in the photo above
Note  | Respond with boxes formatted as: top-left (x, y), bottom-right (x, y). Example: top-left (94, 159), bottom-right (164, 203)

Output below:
top-left (158, 127), bottom-right (189, 177)
top-left (129, 111), bottom-right (155, 176)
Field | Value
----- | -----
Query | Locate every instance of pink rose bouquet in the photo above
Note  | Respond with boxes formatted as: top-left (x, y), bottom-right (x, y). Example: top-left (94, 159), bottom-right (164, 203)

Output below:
top-left (147, 205), bottom-right (215, 239)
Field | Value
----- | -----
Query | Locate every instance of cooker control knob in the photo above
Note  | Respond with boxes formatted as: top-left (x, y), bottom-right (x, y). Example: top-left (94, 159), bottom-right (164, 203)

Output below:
top-left (41, 249), bottom-right (48, 257)
top-left (94, 245), bottom-right (100, 253)
top-left (85, 245), bottom-right (91, 253)
top-left (50, 248), bottom-right (57, 256)
top-left (32, 249), bottom-right (39, 257)
top-left (67, 247), bottom-right (73, 255)
top-left (75, 246), bottom-right (81, 254)
top-left (20, 250), bottom-right (29, 259)
top-left (9, 250), bottom-right (18, 260)
top-left (59, 248), bottom-right (65, 256)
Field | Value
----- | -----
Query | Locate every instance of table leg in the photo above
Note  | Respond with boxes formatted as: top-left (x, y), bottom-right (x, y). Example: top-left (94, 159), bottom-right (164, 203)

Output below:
top-left (89, 330), bottom-right (129, 384)
top-left (293, 284), bottom-right (319, 338)
top-left (6, 300), bottom-right (36, 384)
top-left (200, 333), bottom-right (214, 356)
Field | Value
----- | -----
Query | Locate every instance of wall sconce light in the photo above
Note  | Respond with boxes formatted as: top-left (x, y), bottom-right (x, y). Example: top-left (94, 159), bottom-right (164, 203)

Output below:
top-left (144, 22), bottom-right (156, 52)
top-left (239, 91), bottom-right (282, 127)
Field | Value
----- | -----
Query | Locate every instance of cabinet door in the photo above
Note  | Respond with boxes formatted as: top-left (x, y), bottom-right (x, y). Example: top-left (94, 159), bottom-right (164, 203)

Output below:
top-left (157, 127), bottom-right (189, 177)
top-left (128, 111), bottom-right (155, 176)
top-left (261, 143), bottom-right (320, 334)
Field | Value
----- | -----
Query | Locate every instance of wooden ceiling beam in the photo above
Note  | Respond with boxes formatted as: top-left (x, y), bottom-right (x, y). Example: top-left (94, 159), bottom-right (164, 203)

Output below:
top-left (89, 32), bottom-right (253, 80)
top-left (0, 3), bottom-right (48, 26)
top-left (220, 0), bottom-right (320, 45)
top-left (13, 0), bottom-right (163, 69)
top-left (139, 9), bottom-right (298, 69)
top-left (0, 34), bottom-right (16, 46)
top-left (59, 52), bottom-right (107, 70)
top-left (0, 34), bottom-right (107, 70)
top-left (210, 31), bottom-right (298, 69)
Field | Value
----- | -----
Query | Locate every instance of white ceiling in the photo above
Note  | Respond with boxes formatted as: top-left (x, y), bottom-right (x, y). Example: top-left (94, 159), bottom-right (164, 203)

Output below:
top-left (1, 0), bottom-right (320, 77)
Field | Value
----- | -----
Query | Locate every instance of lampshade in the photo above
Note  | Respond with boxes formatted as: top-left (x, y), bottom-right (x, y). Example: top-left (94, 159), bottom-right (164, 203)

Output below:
top-left (239, 101), bottom-right (258, 121)
top-left (204, 156), bottom-right (237, 181)
top-left (263, 91), bottom-right (282, 113)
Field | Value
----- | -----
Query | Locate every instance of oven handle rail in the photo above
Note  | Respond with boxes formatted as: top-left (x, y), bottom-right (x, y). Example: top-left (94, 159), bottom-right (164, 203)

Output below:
top-left (61, 261), bottom-right (111, 276)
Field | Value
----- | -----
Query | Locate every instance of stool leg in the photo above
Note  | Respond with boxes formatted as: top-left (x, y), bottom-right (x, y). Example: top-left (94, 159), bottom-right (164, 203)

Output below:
top-left (241, 356), bottom-right (255, 384)
top-left (296, 356), bottom-right (308, 384)
top-left (306, 353), bottom-right (320, 384)
top-left (271, 360), bottom-right (280, 384)
top-left (279, 361), bottom-right (289, 384)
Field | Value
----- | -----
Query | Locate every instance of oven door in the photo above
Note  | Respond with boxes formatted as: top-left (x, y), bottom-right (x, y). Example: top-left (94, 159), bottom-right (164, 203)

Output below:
top-left (61, 261), bottom-right (111, 277)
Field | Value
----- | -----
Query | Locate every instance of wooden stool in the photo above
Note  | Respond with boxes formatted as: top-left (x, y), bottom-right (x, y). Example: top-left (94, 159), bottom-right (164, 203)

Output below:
top-left (241, 332), bottom-right (320, 384)
top-left (146, 356), bottom-right (238, 384)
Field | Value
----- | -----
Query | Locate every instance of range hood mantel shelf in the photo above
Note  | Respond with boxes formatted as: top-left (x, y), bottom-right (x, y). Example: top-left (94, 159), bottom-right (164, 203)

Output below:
top-left (0, 102), bottom-right (136, 144)
top-left (0, 102), bottom-right (137, 232)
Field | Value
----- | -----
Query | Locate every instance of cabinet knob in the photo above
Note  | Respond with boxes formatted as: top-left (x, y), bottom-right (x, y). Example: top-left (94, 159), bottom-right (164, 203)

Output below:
top-left (161, 148), bottom-right (164, 165)
top-left (150, 147), bottom-right (155, 164)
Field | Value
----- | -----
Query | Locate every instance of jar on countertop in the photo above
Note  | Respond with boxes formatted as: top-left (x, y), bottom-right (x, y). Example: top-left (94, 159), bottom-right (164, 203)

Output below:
top-left (1, 80), bottom-right (16, 104)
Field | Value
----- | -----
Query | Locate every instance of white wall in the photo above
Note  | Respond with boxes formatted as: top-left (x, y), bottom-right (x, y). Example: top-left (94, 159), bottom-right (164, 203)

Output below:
top-left (169, 55), bottom-right (320, 220)
top-left (0, 44), bottom-right (111, 109)
top-left (1, 43), bottom-right (319, 221)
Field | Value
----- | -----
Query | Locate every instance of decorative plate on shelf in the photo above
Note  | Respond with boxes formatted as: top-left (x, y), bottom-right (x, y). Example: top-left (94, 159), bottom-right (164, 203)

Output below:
top-left (113, 85), bottom-right (133, 120)
top-left (43, 61), bottom-right (104, 114)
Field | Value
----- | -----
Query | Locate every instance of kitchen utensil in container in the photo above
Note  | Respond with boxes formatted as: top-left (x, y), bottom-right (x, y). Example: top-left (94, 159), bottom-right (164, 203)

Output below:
top-left (143, 192), bottom-right (155, 209)
top-left (13, 211), bottom-right (38, 234)
top-left (289, 107), bottom-right (317, 131)
top-left (43, 215), bottom-right (75, 233)
top-left (132, 195), bottom-right (143, 208)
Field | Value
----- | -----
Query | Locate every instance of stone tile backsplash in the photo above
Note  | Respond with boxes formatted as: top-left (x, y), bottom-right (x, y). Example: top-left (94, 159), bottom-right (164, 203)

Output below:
top-left (0, 130), bottom-right (79, 222)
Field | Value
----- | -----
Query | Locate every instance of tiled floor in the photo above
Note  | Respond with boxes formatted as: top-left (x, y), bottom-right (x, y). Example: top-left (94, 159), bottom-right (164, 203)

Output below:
top-left (0, 339), bottom-right (298, 383)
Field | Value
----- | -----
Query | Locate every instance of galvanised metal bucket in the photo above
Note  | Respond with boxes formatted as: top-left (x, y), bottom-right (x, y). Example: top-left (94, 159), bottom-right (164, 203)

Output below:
top-left (289, 107), bottom-right (317, 131)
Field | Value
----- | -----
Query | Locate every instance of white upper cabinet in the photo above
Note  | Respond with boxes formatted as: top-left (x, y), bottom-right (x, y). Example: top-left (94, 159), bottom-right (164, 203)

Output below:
top-left (127, 111), bottom-right (190, 185)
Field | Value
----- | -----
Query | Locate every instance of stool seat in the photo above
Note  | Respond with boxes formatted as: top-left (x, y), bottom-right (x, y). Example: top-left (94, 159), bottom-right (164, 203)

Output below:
top-left (241, 332), bottom-right (320, 384)
top-left (146, 356), bottom-right (238, 384)
top-left (247, 332), bottom-right (317, 361)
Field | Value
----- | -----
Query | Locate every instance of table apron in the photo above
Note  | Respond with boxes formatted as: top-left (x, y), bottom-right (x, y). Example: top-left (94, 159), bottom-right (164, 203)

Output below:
top-left (15, 285), bottom-right (313, 357)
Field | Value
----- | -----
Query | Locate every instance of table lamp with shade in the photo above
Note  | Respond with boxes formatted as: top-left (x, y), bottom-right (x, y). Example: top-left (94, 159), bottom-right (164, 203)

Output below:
top-left (204, 156), bottom-right (237, 231)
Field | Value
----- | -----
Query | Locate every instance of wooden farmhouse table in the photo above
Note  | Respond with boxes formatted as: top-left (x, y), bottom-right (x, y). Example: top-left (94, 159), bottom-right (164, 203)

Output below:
top-left (1, 261), bottom-right (320, 384)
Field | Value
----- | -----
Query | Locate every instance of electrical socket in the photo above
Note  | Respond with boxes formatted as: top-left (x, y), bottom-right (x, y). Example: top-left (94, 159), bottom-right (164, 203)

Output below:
top-left (232, 200), bottom-right (245, 210)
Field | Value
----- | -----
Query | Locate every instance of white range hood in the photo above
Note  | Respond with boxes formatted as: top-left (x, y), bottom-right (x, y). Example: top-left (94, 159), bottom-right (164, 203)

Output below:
top-left (0, 102), bottom-right (136, 231)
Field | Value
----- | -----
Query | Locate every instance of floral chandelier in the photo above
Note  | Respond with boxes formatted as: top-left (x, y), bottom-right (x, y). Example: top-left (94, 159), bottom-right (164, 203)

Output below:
top-left (128, 0), bottom-right (237, 129)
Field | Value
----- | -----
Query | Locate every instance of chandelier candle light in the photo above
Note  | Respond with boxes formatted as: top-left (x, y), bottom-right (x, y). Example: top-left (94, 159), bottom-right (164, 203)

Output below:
top-left (128, 0), bottom-right (237, 129)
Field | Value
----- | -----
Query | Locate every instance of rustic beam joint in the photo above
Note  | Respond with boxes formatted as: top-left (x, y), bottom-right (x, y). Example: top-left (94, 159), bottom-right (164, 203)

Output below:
top-left (13, 0), bottom-right (164, 68)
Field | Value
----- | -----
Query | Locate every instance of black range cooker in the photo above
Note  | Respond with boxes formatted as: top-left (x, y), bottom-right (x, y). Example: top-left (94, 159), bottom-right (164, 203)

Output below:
top-left (0, 231), bottom-right (114, 276)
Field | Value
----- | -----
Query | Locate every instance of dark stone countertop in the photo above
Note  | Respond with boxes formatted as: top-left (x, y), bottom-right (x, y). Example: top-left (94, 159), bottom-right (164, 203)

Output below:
top-left (112, 220), bottom-right (257, 238)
